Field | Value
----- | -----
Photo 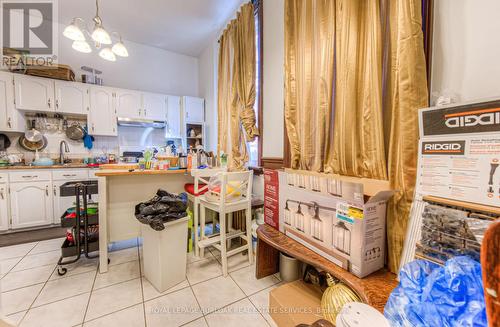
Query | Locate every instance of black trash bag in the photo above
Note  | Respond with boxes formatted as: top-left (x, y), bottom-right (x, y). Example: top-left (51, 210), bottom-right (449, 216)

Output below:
top-left (135, 189), bottom-right (188, 231)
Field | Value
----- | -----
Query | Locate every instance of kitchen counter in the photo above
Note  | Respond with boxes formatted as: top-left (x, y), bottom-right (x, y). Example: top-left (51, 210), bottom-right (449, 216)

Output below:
top-left (0, 164), bottom-right (91, 170)
top-left (95, 169), bottom-right (190, 177)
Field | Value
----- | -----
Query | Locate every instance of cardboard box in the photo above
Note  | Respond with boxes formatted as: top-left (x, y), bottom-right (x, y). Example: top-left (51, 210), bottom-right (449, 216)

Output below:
top-left (280, 170), bottom-right (393, 278)
top-left (269, 281), bottom-right (324, 327)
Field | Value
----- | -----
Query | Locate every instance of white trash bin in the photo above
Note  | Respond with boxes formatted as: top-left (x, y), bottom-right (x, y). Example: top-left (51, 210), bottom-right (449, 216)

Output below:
top-left (141, 216), bottom-right (189, 293)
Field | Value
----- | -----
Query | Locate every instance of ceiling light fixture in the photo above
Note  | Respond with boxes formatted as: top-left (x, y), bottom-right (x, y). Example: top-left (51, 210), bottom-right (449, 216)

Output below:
top-left (63, 0), bottom-right (128, 61)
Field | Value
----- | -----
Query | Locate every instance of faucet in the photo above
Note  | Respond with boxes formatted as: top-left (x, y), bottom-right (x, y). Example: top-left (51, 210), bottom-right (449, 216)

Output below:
top-left (59, 140), bottom-right (70, 164)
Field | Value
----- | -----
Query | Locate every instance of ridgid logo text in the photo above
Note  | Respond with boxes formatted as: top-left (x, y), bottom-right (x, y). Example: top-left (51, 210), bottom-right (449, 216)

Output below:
top-left (422, 141), bottom-right (465, 155)
top-left (445, 108), bottom-right (500, 129)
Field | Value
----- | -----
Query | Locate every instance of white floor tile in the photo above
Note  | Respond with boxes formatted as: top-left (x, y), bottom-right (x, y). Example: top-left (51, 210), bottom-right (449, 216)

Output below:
top-left (1, 265), bottom-right (54, 292)
top-left (0, 257), bottom-right (22, 275)
top-left (186, 257), bottom-right (221, 285)
top-left (20, 292), bottom-right (90, 327)
top-left (219, 253), bottom-right (252, 273)
top-left (83, 304), bottom-right (145, 327)
top-left (49, 257), bottom-right (98, 280)
top-left (85, 278), bottom-right (142, 322)
top-left (93, 261), bottom-right (140, 290)
top-left (191, 276), bottom-right (245, 314)
top-left (144, 287), bottom-right (202, 327)
top-left (5, 310), bottom-right (27, 326)
top-left (33, 270), bottom-right (96, 307)
top-left (249, 285), bottom-right (282, 327)
top-left (205, 298), bottom-right (269, 327)
top-left (0, 243), bottom-right (37, 261)
top-left (12, 250), bottom-right (60, 272)
top-left (230, 265), bottom-right (279, 296)
top-left (183, 317), bottom-right (208, 327)
top-left (1, 284), bottom-right (44, 315)
top-left (187, 251), bottom-right (212, 264)
top-left (141, 277), bottom-right (189, 301)
top-left (108, 247), bottom-right (139, 267)
top-left (28, 238), bottom-right (65, 255)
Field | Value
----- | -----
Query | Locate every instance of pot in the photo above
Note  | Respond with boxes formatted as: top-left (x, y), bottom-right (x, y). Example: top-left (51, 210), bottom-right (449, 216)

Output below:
top-left (18, 135), bottom-right (48, 152)
top-left (66, 122), bottom-right (85, 141)
top-left (0, 134), bottom-right (11, 151)
top-left (25, 120), bottom-right (43, 143)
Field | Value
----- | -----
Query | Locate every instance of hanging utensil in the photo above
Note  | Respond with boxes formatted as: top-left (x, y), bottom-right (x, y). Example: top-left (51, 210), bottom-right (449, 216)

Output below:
top-left (0, 134), bottom-right (11, 151)
top-left (18, 134), bottom-right (48, 152)
top-left (65, 122), bottom-right (85, 141)
top-left (25, 119), bottom-right (43, 143)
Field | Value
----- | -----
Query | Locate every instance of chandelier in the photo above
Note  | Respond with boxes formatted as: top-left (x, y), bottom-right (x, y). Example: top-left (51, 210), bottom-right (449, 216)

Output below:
top-left (63, 0), bottom-right (128, 61)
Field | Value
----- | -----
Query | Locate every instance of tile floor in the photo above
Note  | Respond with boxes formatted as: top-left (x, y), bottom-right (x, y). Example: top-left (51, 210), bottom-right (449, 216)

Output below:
top-left (0, 238), bottom-right (282, 327)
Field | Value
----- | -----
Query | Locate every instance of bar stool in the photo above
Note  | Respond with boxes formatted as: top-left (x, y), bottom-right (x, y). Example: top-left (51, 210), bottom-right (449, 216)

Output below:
top-left (185, 168), bottom-right (226, 257)
top-left (198, 170), bottom-right (254, 276)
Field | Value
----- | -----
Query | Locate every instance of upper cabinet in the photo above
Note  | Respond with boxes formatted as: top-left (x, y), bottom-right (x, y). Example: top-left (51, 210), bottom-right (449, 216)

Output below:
top-left (0, 72), bottom-right (24, 132)
top-left (143, 92), bottom-right (167, 121)
top-left (54, 80), bottom-right (89, 115)
top-left (183, 96), bottom-right (205, 123)
top-left (88, 86), bottom-right (117, 136)
top-left (166, 95), bottom-right (182, 138)
top-left (116, 89), bottom-right (142, 120)
top-left (14, 75), bottom-right (55, 112)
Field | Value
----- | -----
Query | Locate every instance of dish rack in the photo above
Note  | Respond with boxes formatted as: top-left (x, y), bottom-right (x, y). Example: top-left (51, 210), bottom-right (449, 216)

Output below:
top-left (57, 180), bottom-right (107, 276)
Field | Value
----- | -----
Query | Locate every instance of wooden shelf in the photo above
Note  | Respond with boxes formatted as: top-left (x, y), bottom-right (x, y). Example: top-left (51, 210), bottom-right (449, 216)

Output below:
top-left (256, 224), bottom-right (398, 313)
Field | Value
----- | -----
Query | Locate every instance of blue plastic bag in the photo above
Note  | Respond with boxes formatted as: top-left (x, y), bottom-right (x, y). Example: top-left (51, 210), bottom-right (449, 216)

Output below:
top-left (384, 256), bottom-right (487, 327)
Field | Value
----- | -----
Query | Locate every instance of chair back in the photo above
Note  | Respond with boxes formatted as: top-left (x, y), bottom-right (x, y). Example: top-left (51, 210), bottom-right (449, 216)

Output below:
top-left (191, 168), bottom-right (227, 195)
top-left (218, 170), bottom-right (253, 204)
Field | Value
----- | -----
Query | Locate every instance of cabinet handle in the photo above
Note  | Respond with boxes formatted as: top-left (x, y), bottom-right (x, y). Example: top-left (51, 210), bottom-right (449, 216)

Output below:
top-left (53, 185), bottom-right (56, 195)
top-left (92, 124), bottom-right (95, 132)
top-left (144, 108), bottom-right (147, 116)
top-left (62, 174), bottom-right (77, 177)
top-left (21, 175), bottom-right (33, 178)
top-left (138, 109), bottom-right (141, 116)
top-left (48, 98), bottom-right (51, 108)
top-left (0, 188), bottom-right (4, 200)
top-left (45, 186), bottom-right (49, 196)
top-left (55, 99), bottom-right (59, 110)
top-left (7, 117), bottom-right (11, 128)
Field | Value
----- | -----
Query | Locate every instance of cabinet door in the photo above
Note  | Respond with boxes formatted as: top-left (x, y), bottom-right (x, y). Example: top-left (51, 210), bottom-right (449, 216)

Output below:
top-left (14, 75), bottom-right (55, 112)
top-left (0, 185), bottom-right (9, 231)
top-left (166, 95), bottom-right (182, 138)
top-left (52, 181), bottom-right (73, 225)
top-left (143, 92), bottom-right (167, 121)
top-left (88, 87), bottom-right (117, 136)
top-left (183, 96), bottom-right (205, 123)
top-left (116, 89), bottom-right (142, 120)
top-left (10, 182), bottom-right (53, 229)
top-left (55, 80), bottom-right (89, 115)
top-left (0, 71), bottom-right (24, 132)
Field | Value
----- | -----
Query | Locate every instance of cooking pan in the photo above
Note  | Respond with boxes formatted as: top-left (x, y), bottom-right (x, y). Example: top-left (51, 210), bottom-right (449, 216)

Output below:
top-left (66, 122), bottom-right (85, 141)
top-left (25, 119), bottom-right (43, 143)
top-left (18, 134), bottom-right (48, 152)
top-left (0, 134), bottom-right (11, 151)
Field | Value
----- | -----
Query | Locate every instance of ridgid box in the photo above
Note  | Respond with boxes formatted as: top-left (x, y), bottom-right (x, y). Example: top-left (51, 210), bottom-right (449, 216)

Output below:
top-left (280, 169), bottom-right (393, 278)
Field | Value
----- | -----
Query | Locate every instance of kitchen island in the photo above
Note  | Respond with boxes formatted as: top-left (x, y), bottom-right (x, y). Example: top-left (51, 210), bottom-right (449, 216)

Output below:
top-left (95, 168), bottom-right (192, 273)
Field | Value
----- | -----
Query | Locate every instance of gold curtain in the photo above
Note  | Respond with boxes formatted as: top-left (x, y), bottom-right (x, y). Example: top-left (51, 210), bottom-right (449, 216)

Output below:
top-left (328, 0), bottom-right (387, 180)
top-left (384, 0), bottom-right (429, 272)
top-left (284, 0), bottom-right (336, 172)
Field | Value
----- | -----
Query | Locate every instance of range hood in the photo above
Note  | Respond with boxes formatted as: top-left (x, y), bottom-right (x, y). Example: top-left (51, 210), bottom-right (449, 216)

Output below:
top-left (117, 117), bottom-right (166, 129)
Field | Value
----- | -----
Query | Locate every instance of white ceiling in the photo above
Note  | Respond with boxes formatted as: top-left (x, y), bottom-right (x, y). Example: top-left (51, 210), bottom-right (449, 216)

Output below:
top-left (58, 0), bottom-right (244, 57)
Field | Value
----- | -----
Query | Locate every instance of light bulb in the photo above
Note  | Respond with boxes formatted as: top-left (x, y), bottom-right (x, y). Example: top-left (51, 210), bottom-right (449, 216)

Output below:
top-left (92, 26), bottom-right (112, 45)
top-left (63, 22), bottom-right (85, 41)
top-left (99, 48), bottom-right (116, 61)
top-left (72, 40), bottom-right (92, 53)
top-left (112, 41), bottom-right (128, 57)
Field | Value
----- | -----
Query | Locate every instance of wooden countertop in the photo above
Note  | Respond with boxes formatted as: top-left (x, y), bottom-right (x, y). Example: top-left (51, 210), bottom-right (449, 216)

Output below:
top-left (95, 169), bottom-right (191, 177)
top-left (257, 224), bottom-right (398, 313)
top-left (0, 164), bottom-right (91, 170)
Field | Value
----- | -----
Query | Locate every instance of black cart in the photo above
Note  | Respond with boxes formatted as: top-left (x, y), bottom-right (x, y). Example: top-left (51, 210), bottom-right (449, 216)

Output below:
top-left (57, 180), bottom-right (106, 276)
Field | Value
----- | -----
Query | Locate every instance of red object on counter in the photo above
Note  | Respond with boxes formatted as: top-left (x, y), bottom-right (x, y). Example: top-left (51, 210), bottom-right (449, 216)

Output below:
top-left (87, 163), bottom-right (100, 168)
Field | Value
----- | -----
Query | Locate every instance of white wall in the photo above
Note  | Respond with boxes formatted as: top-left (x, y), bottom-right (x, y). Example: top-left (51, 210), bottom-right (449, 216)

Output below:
top-left (198, 41), bottom-right (218, 152)
top-left (431, 0), bottom-right (500, 104)
top-left (57, 23), bottom-right (199, 96)
top-left (262, 0), bottom-right (285, 158)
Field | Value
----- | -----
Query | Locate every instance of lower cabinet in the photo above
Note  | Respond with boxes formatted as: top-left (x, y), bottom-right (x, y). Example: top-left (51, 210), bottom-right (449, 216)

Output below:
top-left (52, 180), bottom-right (74, 225)
top-left (0, 184), bottom-right (8, 231)
top-left (9, 181), bottom-right (54, 229)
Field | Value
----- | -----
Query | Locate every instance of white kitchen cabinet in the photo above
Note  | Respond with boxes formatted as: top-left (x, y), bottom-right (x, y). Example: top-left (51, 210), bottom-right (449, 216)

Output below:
top-left (116, 89), bottom-right (142, 120)
top-left (0, 183), bottom-right (8, 231)
top-left (143, 92), bottom-right (167, 121)
top-left (88, 86), bottom-right (117, 136)
top-left (55, 80), bottom-right (89, 115)
top-left (183, 96), bottom-right (205, 123)
top-left (0, 71), bottom-right (24, 132)
top-left (14, 75), bottom-right (55, 112)
top-left (10, 181), bottom-right (53, 229)
top-left (166, 95), bottom-right (182, 138)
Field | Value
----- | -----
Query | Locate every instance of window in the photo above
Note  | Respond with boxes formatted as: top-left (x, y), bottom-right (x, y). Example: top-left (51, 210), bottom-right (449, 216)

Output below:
top-left (248, 0), bottom-right (263, 167)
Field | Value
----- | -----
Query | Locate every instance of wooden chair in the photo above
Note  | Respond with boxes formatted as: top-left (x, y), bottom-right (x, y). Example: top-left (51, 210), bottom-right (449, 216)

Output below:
top-left (186, 168), bottom-right (226, 257)
top-left (198, 170), bottom-right (254, 276)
